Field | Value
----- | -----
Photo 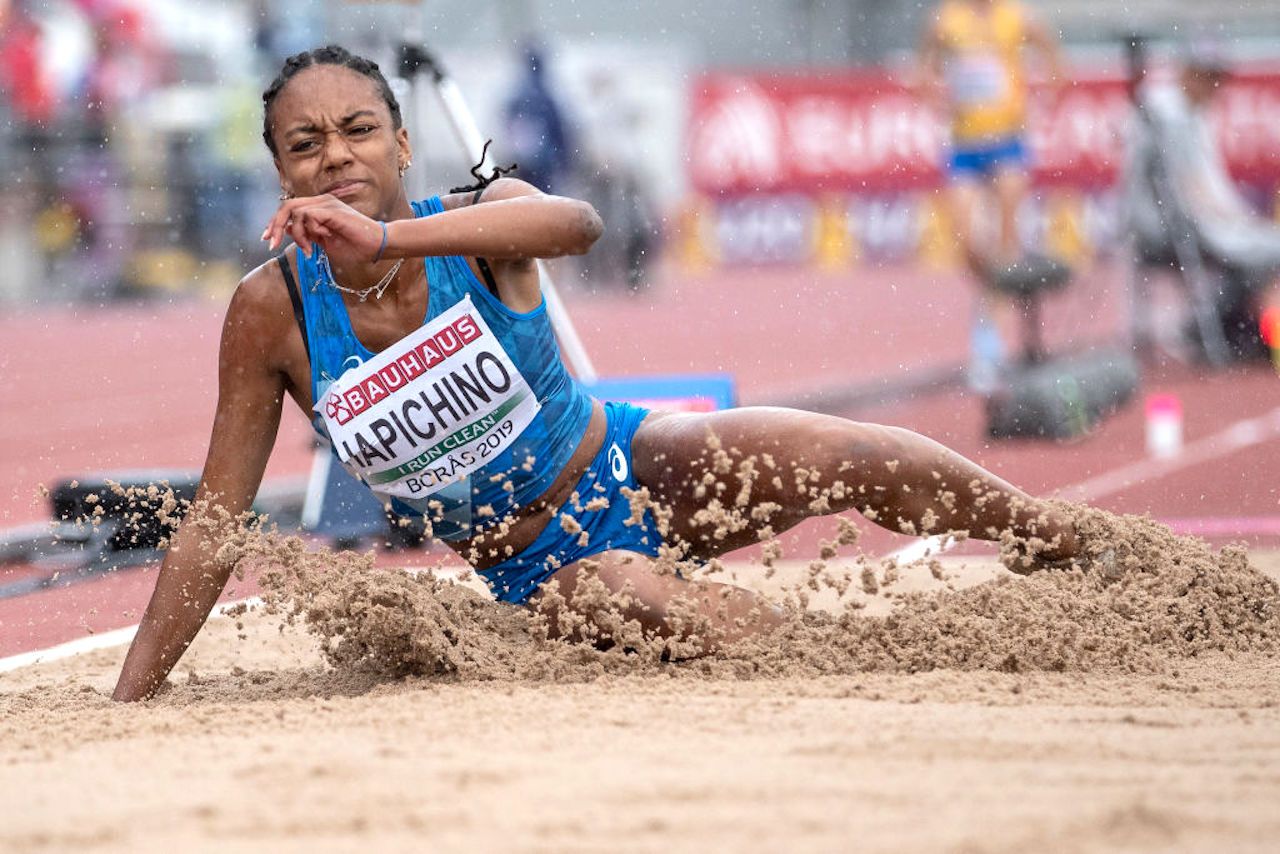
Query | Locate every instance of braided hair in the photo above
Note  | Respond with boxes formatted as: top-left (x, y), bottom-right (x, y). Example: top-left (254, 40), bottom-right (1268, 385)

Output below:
top-left (261, 45), bottom-right (403, 155)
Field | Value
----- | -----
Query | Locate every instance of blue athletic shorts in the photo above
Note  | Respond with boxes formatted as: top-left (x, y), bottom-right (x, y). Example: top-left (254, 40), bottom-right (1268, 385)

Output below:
top-left (948, 135), bottom-right (1028, 179)
top-left (477, 400), bottom-right (662, 604)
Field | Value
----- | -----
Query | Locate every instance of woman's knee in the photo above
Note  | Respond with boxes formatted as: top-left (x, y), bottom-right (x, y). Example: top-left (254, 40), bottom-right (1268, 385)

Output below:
top-left (544, 552), bottom-right (672, 614)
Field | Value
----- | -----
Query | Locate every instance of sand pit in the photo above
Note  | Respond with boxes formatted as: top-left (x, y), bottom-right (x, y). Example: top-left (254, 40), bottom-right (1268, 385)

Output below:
top-left (3, 515), bottom-right (1279, 852)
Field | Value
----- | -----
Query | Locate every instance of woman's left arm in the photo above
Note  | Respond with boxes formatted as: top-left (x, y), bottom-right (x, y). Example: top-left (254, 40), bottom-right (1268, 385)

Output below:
top-left (263, 178), bottom-right (602, 262)
top-left (422, 177), bottom-right (603, 260)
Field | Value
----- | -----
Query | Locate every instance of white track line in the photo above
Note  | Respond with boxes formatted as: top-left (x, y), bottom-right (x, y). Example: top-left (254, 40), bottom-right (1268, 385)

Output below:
top-left (890, 403), bottom-right (1280, 565)
top-left (0, 625), bottom-right (141, 674)
top-left (1058, 405), bottom-right (1280, 503)
top-left (0, 565), bottom-right (474, 674)
top-left (5, 405), bottom-right (1280, 674)
top-left (0, 597), bottom-right (261, 675)
top-left (1164, 515), bottom-right (1280, 536)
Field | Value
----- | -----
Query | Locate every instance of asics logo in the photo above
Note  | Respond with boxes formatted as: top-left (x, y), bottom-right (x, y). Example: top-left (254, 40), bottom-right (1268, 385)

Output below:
top-left (608, 442), bottom-right (628, 482)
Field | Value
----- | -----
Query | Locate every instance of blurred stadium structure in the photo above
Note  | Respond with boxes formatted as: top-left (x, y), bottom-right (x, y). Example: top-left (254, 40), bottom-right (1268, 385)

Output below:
top-left (3, 0), bottom-right (1280, 303)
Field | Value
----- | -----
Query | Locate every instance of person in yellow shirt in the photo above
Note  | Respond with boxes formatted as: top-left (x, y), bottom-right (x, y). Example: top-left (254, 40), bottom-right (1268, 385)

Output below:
top-left (919, 0), bottom-right (1064, 396)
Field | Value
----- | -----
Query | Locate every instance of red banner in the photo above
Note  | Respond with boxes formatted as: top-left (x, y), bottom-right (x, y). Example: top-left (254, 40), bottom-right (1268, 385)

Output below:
top-left (687, 67), bottom-right (1280, 195)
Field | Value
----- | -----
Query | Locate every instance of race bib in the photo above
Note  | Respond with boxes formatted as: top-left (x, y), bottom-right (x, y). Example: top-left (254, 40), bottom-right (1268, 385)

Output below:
top-left (316, 295), bottom-right (540, 499)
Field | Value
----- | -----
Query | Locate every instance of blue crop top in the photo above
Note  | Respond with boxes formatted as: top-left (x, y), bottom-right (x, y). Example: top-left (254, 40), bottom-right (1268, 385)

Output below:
top-left (291, 196), bottom-right (594, 539)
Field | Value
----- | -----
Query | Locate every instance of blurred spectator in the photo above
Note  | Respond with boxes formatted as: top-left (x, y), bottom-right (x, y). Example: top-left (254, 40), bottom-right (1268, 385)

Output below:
top-left (1129, 42), bottom-right (1278, 362)
top-left (0, 5), bottom-right (56, 128)
top-left (576, 69), bottom-right (657, 291)
top-left (84, 4), bottom-right (162, 123)
top-left (255, 0), bottom-right (325, 65)
top-left (917, 0), bottom-right (1064, 396)
top-left (76, 4), bottom-right (165, 296)
top-left (197, 78), bottom-right (263, 258)
top-left (0, 0), bottom-right (177, 300)
top-left (0, 0), bottom-right (281, 302)
top-left (503, 42), bottom-right (573, 194)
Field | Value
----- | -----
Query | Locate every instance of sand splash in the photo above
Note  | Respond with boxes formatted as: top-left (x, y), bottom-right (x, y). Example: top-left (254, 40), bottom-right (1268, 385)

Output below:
top-left (41, 467), bottom-right (1280, 694)
top-left (239, 503), bottom-right (1279, 685)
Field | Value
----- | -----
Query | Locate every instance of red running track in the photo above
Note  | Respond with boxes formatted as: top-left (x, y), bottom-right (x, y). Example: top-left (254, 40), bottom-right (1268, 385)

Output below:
top-left (4, 259), bottom-right (1275, 659)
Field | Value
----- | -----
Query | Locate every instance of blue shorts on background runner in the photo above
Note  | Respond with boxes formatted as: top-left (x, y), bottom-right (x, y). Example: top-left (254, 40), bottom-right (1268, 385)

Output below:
top-left (948, 135), bottom-right (1028, 178)
top-left (478, 401), bottom-right (663, 604)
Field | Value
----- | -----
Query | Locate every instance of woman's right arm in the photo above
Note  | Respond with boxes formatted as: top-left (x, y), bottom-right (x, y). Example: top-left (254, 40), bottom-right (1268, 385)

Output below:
top-left (112, 272), bottom-right (292, 702)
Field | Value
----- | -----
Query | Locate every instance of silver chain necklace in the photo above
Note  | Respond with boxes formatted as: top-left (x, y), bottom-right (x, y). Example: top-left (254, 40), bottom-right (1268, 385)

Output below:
top-left (316, 249), bottom-right (404, 302)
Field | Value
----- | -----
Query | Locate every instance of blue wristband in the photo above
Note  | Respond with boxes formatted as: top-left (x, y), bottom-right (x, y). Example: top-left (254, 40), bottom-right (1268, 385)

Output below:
top-left (374, 220), bottom-right (389, 262)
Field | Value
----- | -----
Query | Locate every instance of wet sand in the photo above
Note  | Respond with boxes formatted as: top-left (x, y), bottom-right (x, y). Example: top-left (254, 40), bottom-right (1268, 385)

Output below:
top-left (3, 546), bottom-right (1278, 853)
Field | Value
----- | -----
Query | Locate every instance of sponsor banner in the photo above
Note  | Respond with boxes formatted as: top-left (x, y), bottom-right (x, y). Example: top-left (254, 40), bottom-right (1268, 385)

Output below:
top-left (702, 188), bottom-right (1129, 267)
top-left (316, 296), bottom-right (540, 498)
top-left (714, 194), bottom-right (816, 265)
top-left (688, 73), bottom-right (943, 194)
top-left (688, 67), bottom-right (1280, 194)
top-left (1208, 71), bottom-right (1280, 185)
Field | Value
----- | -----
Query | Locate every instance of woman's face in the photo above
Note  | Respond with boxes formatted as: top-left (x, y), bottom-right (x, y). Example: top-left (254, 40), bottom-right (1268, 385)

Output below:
top-left (268, 64), bottom-right (411, 218)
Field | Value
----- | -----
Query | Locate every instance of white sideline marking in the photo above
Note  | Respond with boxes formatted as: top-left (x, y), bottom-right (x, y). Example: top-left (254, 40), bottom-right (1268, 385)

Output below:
top-left (889, 404), bottom-right (1280, 565)
top-left (0, 625), bottom-right (140, 675)
top-left (5, 405), bottom-right (1280, 674)
top-left (0, 566), bottom-right (474, 674)
top-left (1057, 405), bottom-right (1280, 504)
top-left (1164, 515), bottom-right (1280, 536)
top-left (0, 598), bottom-right (260, 675)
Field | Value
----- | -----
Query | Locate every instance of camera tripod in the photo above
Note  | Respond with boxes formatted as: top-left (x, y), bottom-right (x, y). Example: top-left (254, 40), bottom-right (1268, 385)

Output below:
top-left (394, 40), bottom-right (599, 383)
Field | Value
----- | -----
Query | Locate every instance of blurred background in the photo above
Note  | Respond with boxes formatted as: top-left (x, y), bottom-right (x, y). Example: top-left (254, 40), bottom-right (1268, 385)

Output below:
top-left (3, 0), bottom-right (1280, 302)
top-left (3, 0), bottom-right (1280, 652)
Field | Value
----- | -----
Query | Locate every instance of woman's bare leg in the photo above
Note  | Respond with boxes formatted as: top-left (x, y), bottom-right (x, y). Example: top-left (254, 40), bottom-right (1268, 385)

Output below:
top-left (529, 549), bottom-right (785, 654)
top-left (992, 164), bottom-right (1030, 263)
top-left (945, 177), bottom-right (991, 278)
top-left (631, 407), bottom-right (1078, 561)
top-left (528, 410), bottom-right (1079, 653)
